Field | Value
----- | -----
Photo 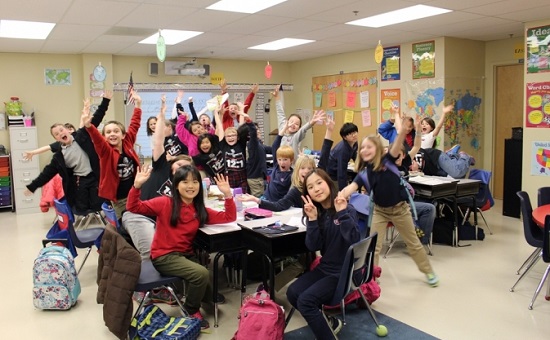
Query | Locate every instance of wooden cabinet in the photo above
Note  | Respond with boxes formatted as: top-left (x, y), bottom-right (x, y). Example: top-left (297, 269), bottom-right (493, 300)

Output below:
top-left (0, 154), bottom-right (13, 211)
top-left (9, 127), bottom-right (41, 214)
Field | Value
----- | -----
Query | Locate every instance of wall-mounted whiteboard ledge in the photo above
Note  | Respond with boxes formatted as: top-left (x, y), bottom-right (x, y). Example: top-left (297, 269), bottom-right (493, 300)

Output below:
top-left (113, 83), bottom-right (293, 92)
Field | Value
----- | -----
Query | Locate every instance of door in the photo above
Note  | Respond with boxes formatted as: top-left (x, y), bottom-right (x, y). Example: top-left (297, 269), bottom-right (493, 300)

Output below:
top-left (493, 64), bottom-right (523, 199)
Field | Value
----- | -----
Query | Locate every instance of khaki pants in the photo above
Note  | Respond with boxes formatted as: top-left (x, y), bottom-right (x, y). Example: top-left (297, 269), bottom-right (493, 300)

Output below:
top-left (111, 198), bottom-right (127, 220)
top-left (247, 177), bottom-right (265, 198)
top-left (152, 252), bottom-right (212, 314)
top-left (370, 201), bottom-right (433, 274)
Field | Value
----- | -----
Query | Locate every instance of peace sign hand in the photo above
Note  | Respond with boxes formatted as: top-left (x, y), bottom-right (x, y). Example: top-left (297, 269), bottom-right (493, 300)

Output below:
top-left (301, 195), bottom-right (318, 221)
top-left (334, 191), bottom-right (347, 212)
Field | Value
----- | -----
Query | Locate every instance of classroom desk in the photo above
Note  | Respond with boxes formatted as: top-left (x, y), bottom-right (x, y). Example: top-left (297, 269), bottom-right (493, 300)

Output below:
top-left (532, 204), bottom-right (550, 227)
top-left (238, 209), bottom-right (307, 302)
top-left (194, 222), bottom-right (242, 328)
top-left (409, 176), bottom-right (480, 246)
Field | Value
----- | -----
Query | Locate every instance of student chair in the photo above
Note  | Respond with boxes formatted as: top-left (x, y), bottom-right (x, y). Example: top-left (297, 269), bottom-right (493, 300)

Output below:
top-left (54, 198), bottom-right (105, 274)
top-left (457, 169), bottom-right (494, 235)
top-left (538, 186), bottom-right (550, 207)
top-left (101, 202), bottom-right (121, 232)
top-left (132, 260), bottom-right (188, 320)
top-left (285, 234), bottom-right (387, 337)
top-left (527, 215), bottom-right (550, 310)
top-left (510, 192), bottom-right (544, 293)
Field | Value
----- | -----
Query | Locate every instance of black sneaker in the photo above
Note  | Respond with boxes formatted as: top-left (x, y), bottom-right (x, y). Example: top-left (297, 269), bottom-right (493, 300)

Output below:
top-left (216, 293), bottom-right (226, 304)
top-left (327, 315), bottom-right (343, 334)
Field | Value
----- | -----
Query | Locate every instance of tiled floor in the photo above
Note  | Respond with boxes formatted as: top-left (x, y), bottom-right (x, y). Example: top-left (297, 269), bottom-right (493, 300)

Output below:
top-left (3, 199), bottom-right (550, 339)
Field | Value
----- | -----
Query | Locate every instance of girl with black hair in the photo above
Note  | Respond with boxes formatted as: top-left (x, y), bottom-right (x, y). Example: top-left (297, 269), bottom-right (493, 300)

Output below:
top-left (126, 165), bottom-right (235, 330)
top-left (286, 168), bottom-right (360, 339)
top-left (192, 133), bottom-right (226, 178)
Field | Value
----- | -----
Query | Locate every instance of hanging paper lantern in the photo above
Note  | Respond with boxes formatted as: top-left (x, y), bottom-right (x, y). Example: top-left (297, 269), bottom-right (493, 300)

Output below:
top-left (265, 62), bottom-right (272, 79)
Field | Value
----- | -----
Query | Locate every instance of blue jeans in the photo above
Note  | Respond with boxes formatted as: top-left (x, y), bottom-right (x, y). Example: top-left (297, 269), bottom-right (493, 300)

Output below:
top-left (438, 152), bottom-right (470, 178)
top-left (414, 201), bottom-right (436, 244)
top-left (286, 268), bottom-right (339, 340)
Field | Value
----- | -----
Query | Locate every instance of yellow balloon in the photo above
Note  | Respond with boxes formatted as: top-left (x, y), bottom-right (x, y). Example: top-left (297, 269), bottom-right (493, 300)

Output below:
top-left (375, 43), bottom-right (383, 64)
top-left (528, 94), bottom-right (542, 108)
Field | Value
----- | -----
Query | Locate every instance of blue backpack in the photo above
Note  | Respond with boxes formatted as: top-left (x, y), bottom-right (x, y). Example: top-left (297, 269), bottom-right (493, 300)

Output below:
top-left (33, 245), bottom-right (81, 310)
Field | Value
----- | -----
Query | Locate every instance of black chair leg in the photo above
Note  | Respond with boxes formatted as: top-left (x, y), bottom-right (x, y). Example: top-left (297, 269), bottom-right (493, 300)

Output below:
top-left (285, 307), bottom-right (296, 329)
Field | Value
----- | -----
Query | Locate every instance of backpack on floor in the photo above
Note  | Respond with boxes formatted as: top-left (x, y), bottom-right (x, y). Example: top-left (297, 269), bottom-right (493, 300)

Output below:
top-left (130, 305), bottom-right (200, 340)
top-left (232, 291), bottom-right (285, 340)
top-left (33, 243), bottom-right (81, 310)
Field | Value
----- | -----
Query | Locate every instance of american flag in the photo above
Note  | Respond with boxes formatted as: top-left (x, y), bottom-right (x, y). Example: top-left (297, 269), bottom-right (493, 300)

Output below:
top-left (126, 72), bottom-right (135, 106)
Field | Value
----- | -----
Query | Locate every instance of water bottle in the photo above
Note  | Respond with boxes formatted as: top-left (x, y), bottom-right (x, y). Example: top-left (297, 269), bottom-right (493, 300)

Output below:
top-left (233, 187), bottom-right (243, 212)
top-left (202, 179), bottom-right (208, 201)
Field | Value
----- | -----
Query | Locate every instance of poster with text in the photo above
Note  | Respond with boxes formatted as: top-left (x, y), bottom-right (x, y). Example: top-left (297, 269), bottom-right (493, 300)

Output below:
top-left (380, 89), bottom-right (400, 122)
top-left (525, 81), bottom-right (550, 128)
top-left (531, 141), bottom-right (550, 176)
top-left (412, 41), bottom-right (435, 79)
top-left (381, 46), bottom-right (400, 81)
top-left (526, 25), bottom-right (550, 74)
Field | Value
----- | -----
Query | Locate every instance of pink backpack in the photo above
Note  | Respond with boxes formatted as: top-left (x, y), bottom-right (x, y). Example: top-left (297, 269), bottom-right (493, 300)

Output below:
top-left (232, 291), bottom-right (285, 340)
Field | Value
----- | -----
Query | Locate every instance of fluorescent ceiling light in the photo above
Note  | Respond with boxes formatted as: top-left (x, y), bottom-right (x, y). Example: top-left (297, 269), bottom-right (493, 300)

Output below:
top-left (249, 38), bottom-right (314, 50)
top-left (207, 0), bottom-right (287, 14)
top-left (0, 20), bottom-right (55, 39)
top-left (139, 30), bottom-right (203, 45)
top-left (346, 5), bottom-right (451, 28)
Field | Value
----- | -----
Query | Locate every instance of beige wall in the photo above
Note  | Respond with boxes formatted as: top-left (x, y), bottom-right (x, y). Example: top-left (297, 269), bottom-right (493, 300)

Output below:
top-left (2, 27), bottom-right (549, 198)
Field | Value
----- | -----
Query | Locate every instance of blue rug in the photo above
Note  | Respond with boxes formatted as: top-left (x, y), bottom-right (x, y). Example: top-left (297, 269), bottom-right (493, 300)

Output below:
top-left (284, 304), bottom-right (439, 339)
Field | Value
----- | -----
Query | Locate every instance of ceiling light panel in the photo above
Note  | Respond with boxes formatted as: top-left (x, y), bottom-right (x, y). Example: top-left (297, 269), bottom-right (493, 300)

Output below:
top-left (139, 30), bottom-right (203, 45)
top-left (248, 38), bottom-right (315, 50)
top-left (207, 0), bottom-right (287, 14)
top-left (0, 20), bottom-right (55, 39)
top-left (346, 5), bottom-right (452, 28)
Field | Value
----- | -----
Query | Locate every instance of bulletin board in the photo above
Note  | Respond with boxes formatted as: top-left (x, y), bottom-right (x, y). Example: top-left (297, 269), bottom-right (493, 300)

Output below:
top-left (311, 71), bottom-right (378, 150)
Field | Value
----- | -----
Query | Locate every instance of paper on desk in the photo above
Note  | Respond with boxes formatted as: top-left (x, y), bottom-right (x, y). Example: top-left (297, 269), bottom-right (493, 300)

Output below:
top-left (286, 216), bottom-right (306, 231)
top-left (409, 176), bottom-right (450, 185)
top-left (201, 222), bottom-right (240, 234)
top-left (273, 207), bottom-right (302, 216)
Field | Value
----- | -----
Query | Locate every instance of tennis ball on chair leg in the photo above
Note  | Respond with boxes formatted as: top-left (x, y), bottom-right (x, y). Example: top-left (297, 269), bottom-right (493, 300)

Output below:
top-left (376, 325), bottom-right (388, 337)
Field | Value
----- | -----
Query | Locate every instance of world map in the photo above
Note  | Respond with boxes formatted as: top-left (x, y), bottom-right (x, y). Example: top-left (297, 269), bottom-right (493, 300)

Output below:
top-left (45, 69), bottom-right (71, 85)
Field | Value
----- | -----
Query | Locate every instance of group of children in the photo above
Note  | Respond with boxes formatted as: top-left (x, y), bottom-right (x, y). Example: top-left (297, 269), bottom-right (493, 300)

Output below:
top-left (24, 82), bottom-right (477, 336)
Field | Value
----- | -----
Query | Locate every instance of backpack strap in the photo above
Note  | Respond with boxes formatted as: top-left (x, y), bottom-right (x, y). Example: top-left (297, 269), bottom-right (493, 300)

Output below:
top-left (359, 170), bottom-right (375, 228)
top-left (383, 160), bottom-right (418, 221)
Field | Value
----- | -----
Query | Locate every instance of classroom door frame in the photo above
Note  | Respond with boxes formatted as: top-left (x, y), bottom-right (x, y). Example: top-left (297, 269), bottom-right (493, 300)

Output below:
top-left (492, 63), bottom-right (523, 200)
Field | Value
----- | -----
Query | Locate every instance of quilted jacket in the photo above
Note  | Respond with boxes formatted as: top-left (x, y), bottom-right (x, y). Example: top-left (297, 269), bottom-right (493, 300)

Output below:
top-left (97, 225), bottom-right (141, 339)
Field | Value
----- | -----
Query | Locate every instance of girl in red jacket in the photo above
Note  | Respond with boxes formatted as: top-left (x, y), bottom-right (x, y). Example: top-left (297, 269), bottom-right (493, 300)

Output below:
top-left (127, 165), bottom-right (236, 330)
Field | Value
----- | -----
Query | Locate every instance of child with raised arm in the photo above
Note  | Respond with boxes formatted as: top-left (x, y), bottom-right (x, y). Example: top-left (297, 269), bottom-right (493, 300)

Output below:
top-left (342, 106), bottom-right (439, 287)
top-left (420, 103), bottom-right (454, 149)
top-left (239, 116), bottom-right (334, 211)
top-left (85, 89), bottom-right (141, 218)
top-left (378, 107), bottom-right (416, 150)
top-left (24, 96), bottom-right (111, 214)
top-left (286, 168), bottom-right (361, 339)
top-left (273, 85), bottom-right (325, 157)
top-left (219, 81), bottom-right (257, 130)
top-left (23, 91), bottom-right (113, 161)
top-left (127, 166), bottom-right (236, 330)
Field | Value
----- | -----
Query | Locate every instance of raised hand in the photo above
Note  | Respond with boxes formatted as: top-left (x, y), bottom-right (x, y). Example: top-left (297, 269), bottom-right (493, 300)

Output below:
top-left (301, 195), bottom-right (318, 221)
top-left (334, 191), bottom-right (347, 212)
top-left (132, 90), bottom-right (142, 107)
top-left (23, 151), bottom-right (34, 161)
top-left (176, 90), bottom-right (184, 104)
top-left (220, 79), bottom-right (229, 93)
top-left (134, 166), bottom-right (152, 188)
top-left (326, 115), bottom-right (335, 132)
top-left (103, 90), bottom-right (113, 100)
top-left (310, 110), bottom-right (326, 125)
top-left (443, 103), bottom-right (454, 115)
top-left (271, 84), bottom-right (281, 99)
top-left (251, 83), bottom-right (259, 94)
top-left (214, 174), bottom-right (232, 198)
top-left (82, 98), bottom-right (92, 128)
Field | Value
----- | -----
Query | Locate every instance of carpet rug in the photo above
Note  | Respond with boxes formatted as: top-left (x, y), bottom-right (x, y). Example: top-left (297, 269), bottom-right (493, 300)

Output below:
top-left (284, 304), bottom-right (439, 339)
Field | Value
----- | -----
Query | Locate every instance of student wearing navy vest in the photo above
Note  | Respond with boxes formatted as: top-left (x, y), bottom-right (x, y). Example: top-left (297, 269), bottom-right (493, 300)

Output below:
top-left (326, 122), bottom-right (358, 190)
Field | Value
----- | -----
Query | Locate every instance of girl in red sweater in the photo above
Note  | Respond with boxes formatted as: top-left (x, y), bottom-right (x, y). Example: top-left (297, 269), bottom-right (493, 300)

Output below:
top-left (126, 165), bottom-right (236, 330)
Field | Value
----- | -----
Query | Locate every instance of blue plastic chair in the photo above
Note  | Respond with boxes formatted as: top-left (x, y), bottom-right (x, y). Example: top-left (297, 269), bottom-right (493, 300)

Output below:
top-left (54, 198), bottom-right (105, 274)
